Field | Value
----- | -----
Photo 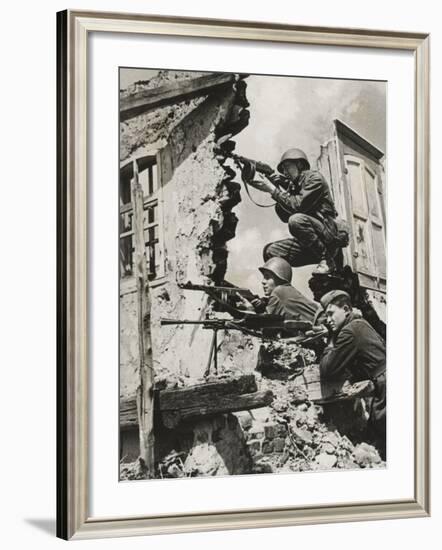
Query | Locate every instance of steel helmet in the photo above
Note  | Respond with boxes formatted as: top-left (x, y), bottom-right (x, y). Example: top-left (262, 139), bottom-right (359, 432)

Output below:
top-left (277, 148), bottom-right (310, 174)
top-left (259, 257), bottom-right (292, 284)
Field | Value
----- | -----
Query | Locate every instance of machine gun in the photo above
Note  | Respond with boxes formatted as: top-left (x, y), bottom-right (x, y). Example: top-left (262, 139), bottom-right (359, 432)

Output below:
top-left (160, 315), bottom-right (325, 376)
top-left (178, 281), bottom-right (263, 316)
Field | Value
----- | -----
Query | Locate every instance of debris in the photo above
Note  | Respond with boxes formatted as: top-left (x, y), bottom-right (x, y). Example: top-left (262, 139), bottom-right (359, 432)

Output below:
top-left (120, 457), bottom-right (149, 481)
top-left (352, 442), bottom-right (382, 468)
top-left (243, 376), bottom-right (386, 474)
top-left (314, 453), bottom-right (338, 470)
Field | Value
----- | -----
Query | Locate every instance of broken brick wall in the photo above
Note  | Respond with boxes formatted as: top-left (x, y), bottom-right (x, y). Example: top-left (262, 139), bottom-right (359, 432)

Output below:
top-left (119, 71), bottom-right (259, 403)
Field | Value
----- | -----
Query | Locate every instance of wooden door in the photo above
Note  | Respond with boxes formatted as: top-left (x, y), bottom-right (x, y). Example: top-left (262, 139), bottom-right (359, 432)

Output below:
top-left (344, 155), bottom-right (386, 285)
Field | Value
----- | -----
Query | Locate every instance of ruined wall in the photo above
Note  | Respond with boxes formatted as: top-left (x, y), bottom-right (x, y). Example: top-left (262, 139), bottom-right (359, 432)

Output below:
top-left (119, 72), bottom-right (258, 402)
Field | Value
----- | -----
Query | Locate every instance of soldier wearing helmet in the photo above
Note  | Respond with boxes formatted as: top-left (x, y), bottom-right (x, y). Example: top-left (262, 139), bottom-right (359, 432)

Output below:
top-left (240, 257), bottom-right (319, 323)
top-left (248, 147), bottom-right (341, 275)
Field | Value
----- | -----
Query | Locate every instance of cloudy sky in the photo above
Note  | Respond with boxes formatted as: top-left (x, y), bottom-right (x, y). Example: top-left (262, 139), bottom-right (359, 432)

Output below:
top-left (226, 74), bottom-right (386, 298)
top-left (121, 69), bottom-right (386, 299)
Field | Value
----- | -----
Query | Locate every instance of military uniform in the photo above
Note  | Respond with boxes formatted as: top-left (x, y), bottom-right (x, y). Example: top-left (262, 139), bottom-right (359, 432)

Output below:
top-left (320, 311), bottom-right (387, 457)
top-left (263, 169), bottom-right (339, 267)
top-left (265, 283), bottom-right (319, 323)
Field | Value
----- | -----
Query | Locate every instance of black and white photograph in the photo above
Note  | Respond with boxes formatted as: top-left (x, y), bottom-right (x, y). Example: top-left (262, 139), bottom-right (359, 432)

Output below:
top-left (119, 68), bottom-right (387, 480)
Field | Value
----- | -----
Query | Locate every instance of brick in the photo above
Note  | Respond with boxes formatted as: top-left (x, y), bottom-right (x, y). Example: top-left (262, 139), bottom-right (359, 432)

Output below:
top-left (247, 439), bottom-right (262, 455)
top-left (276, 423), bottom-right (288, 437)
top-left (249, 424), bottom-right (265, 439)
top-left (273, 437), bottom-right (286, 453)
top-left (264, 422), bottom-right (278, 440)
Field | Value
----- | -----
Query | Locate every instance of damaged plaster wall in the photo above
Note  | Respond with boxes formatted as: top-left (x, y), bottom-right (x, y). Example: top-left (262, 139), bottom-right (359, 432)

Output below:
top-left (120, 71), bottom-right (258, 404)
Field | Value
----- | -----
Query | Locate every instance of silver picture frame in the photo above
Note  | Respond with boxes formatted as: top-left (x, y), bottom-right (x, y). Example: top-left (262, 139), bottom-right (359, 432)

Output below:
top-left (56, 9), bottom-right (430, 540)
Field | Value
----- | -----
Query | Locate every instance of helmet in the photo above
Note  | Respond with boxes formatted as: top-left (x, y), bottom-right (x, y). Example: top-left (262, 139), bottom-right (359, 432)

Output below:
top-left (320, 290), bottom-right (351, 311)
top-left (259, 257), bottom-right (292, 284)
top-left (277, 148), bottom-right (310, 174)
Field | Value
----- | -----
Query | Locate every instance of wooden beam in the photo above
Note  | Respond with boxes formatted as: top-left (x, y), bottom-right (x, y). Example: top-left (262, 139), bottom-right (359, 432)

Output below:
top-left (120, 374), bottom-right (270, 430)
top-left (120, 73), bottom-right (236, 121)
top-left (131, 164), bottom-right (155, 476)
top-left (159, 374), bottom-right (257, 410)
top-left (162, 390), bottom-right (273, 429)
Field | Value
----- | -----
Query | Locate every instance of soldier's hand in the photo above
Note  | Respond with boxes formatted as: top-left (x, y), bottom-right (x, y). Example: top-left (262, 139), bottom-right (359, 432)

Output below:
top-left (352, 307), bottom-right (363, 319)
top-left (250, 297), bottom-right (268, 313)
top-left (236, 295), bottom-right (255, 312)
top-left (247, 176), bottom-right (274, 194)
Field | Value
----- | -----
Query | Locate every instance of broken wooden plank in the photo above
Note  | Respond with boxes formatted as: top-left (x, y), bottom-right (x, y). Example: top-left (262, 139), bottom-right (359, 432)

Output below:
top-left (159, 374), bottom-right (257, 411)
top-left (292, 365), bottom-right (374, 404)
top-left (292, 365), bottom-right (342, 402)
top-left (162, 390), bottom-right (274, 429)
top-left (120, 374), bottom-right (265, 429)
top-left (120, 73), bottom-right (236, 121)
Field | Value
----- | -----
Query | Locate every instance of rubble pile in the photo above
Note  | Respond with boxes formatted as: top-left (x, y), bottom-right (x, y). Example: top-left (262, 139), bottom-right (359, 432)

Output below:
top-left (238, 376), bottom-right (384, 474)
top-left (257, 340), bottom-right (317, 378)
top-left (120, 457), bottom-right (149, 481)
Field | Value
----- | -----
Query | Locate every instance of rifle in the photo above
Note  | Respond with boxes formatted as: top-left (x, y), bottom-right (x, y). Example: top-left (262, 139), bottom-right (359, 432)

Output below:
top-left (227, 152), bottom-right (291, 191)
top-left (161, 315), bottom-right (313, 331)
top-left (160, 315), bottom-right (318, 376)
top-left (179, 281), bottom-right (262, 315)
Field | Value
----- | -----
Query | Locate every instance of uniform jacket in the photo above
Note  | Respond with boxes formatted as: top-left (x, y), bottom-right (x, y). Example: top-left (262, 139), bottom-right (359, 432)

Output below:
top-left (266, 283), bottom-right (319, 323)
top-left (320, 312), bottom-right (386, 383)
top-left (271, 169), bottom-right (338, 223)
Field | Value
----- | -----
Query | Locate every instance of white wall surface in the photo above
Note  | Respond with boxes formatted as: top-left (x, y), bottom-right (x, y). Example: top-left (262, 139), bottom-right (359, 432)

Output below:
top-left (0, 0), bottom-right (439, 548)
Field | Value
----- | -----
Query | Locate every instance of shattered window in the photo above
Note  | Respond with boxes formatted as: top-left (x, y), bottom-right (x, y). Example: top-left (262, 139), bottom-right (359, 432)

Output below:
top-left (119, 156), bottom-right (164, 280)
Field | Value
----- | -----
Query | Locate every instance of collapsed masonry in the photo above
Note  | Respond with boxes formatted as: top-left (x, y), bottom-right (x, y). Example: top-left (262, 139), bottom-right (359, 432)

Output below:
top-left (119, 71), bottom-right (386, 479)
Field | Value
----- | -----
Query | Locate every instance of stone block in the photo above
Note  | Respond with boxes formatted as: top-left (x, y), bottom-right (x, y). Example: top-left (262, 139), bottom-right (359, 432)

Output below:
top-left (314, 453), bottom-right (337, 470)
top-left (262, 441), bottom-right (274, 454)
top-left (234, 411), bottom-right (253, 431)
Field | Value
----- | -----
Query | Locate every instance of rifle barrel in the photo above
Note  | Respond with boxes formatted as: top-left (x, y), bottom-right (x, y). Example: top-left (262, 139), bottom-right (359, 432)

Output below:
top-left (160, 318), bottom-right (228, 327)
top-left (161, 319), bottom-right (205, 326)
top-left (179, 283), bottom-right (250, 293)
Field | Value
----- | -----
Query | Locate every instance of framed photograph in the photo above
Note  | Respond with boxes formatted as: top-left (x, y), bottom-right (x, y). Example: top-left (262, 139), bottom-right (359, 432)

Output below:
top-left (57, 9), bottom-right (430, 540)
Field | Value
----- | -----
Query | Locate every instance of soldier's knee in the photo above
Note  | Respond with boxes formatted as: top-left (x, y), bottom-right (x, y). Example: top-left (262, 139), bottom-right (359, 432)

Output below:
top-left (262, 243), bottom-right (272, 262)
top-left (263, 242), bottom-right (275, 261)
top-left (288, 213), bottom-right (309, 235)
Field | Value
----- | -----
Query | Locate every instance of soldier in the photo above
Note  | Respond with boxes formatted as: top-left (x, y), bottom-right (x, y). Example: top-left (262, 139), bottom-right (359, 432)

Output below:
top-left (240, 257), bottom-right (319, 323)
top-left (247, 148), bottom-right (343, 274)
top-left (319, 290), bottom-right (386, 459)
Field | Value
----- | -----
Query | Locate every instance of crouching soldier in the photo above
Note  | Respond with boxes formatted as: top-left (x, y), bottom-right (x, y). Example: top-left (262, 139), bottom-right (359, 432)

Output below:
top-left (240, 257), bottom-right (319, 323)
top-left (247, 148), bottom-right (346, 274)
top-left (319, 290), bottom-right (386, 459)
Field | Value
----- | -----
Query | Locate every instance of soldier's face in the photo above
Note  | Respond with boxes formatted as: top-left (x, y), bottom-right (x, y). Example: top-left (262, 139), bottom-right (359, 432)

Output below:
top-left (325, 304), bottom-right (350, 333)
top-left (281, 160), bottom-right (299, 180)
top-left (261, 274), bottom-right (277, 296)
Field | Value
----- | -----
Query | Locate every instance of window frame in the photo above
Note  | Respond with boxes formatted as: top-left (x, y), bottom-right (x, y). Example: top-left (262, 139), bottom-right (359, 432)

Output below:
top-left (119, 151), bottom-right (166, 294)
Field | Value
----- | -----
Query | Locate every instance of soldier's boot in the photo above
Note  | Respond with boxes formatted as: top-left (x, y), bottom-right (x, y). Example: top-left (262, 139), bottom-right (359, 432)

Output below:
top-left (312, 254), bottom-right (337, 275)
